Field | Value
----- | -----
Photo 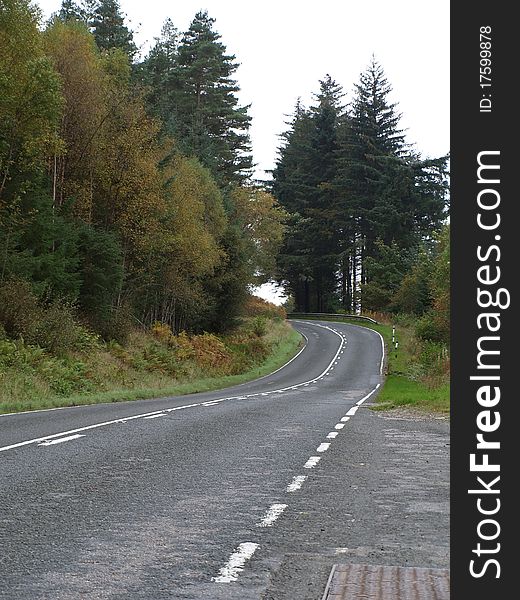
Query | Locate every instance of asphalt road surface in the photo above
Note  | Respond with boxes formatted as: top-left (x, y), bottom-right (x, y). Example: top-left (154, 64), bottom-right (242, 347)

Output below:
top-left (0, 320), bottom-right (387, 599)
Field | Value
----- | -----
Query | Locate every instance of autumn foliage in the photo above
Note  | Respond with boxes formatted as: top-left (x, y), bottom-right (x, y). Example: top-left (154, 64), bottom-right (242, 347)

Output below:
top-left (0, 1), bottom-right (286, 340)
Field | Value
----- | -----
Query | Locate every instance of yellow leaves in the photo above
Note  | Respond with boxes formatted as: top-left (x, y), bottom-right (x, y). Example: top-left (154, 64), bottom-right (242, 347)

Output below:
top-left (0, 6), bottom-right (63, 197)
top-left (231, 186), bottom-right (288, 280)
top-left (159, 154), bottom-right (227, 278)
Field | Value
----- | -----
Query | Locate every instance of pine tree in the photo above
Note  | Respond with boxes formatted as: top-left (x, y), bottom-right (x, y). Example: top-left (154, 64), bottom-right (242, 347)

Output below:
top-left (90, 0), bottom-right (137, 59)
top-left (166, 11), bottom-right (252, 187)
top-left (337, 57), bottom-right (448, 308)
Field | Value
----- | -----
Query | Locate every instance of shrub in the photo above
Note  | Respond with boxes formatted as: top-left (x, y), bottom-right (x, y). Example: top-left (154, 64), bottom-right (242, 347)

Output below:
top-left (151, 321), bottom-right (174, 345)
top-left (416, 310), bottom-right (449, 345)
top-left (94, 305), bottom-right (134, 344)
top-left (251, 316), bottom-right (268, 337)
top-left (28, 300), bottom-right (84, 356)
top-left (242, 295), bottom-right (286, 319)
top-left (0, 278), bottom-right (41, 339)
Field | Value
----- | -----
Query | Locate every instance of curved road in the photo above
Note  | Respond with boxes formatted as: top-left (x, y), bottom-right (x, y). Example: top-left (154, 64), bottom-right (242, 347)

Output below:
top-left (0, 320), bottom-right (384, 599)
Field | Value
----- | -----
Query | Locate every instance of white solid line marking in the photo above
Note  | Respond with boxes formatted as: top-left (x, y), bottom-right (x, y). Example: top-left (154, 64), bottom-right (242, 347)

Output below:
top-left (166, 403), bottom-right (201, 412)
top-left (144, 413), bottom-right (166, 419)
top-left (304, 456), bottom-right (321, 469)
top-left (346, 407), bottom-right (358, 416)
top-left (355, 383), bottom-right (381, 406)
top-left (340, 416), bottom-right (350, 422)
top-left (212, 542), bottom-right (259, 583)
top-left (335, 423), bottom-right (345, 430)
top-left (286, 475), bottom-right (307, 492)
top-left (326, 432), bottom-right (339, 439)
top-left (257, 503), bottom-right (287, 527)
top-left (38, 434), bottom-right (85, 446)
top-left (316, 442), bottom-right (330, 453)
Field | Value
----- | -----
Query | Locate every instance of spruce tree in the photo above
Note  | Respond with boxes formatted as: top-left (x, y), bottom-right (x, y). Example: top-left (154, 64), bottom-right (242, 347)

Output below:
top-left (337, 57), bottom-right (448, 307)
top-left (57, 0), bottom-right (83, 22)
top-left (274, 77), bottom-right (344, 312)
top-left (90, 0), bottom-right (137, 59)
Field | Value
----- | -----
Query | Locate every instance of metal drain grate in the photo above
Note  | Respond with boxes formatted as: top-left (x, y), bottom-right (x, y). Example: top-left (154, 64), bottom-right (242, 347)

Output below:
top-left (322, 564), bottom-right (450, 600)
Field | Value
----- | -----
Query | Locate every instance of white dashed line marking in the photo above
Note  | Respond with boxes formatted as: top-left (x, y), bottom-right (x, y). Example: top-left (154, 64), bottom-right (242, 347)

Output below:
top-left (346, 407), bottom-right (358, 416)
top-left (340, 416), bottom-right (350, 422)
top-left (257, 503), bottom-right (287, 527)
top-left (326, 431), bottom-right (339, 439)
top-left (316, 442), bottom-right (330, 453)
top-left (304, 456), bottom-right (321, 468)
top-left (286, 475), bottom-right (308, 492)
top-left (212, 542), bottom-right (259, 583)
top-left (335, 423), bottom-right (345, 430)
top-left (38, 434), bottom-right (85, 446)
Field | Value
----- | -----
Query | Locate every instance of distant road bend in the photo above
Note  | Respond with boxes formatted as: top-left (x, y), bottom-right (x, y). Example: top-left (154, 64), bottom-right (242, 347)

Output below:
top-left (0, 320), bottom-right (384, 600)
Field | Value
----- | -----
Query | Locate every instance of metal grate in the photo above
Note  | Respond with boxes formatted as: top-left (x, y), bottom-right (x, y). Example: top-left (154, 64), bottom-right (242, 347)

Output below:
top-left (322, 564), bottom-right (450, 600)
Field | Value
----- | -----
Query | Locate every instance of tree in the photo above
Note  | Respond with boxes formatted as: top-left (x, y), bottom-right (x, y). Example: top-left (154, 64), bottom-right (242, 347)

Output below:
top-left (154, 10), bottom-right (253, 187)
top-left (90, 0), bottom-right (137, 59)
top-left (1, 0), bottom-right (63, 202)
top-left (231, 186), bottom-right (287, 284)
top-left (337, 57), bottom-right (448, 298)
top-left (137, 19), bottom-right (178, 117)
top-left (0, 0), bottom-right (73, 298)
top-left (43, 18), bottom-right (106, 219)
top-left (273, 77), bottom-right (344, 312)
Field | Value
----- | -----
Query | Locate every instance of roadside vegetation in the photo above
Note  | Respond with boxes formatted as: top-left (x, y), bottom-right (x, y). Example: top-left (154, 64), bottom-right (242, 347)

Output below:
top-left (289, 226), bottom-right (450, 414)
top-left (0, 295), bottom-right (302, 414)
top-left (291, 313), bottom-right (449, 414)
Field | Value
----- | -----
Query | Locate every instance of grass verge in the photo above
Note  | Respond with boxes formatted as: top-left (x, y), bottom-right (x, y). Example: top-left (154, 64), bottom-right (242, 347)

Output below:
top-left (0, 319), bottom-right (303, 414)
top-left (290, 314), bottom-right (449, 414)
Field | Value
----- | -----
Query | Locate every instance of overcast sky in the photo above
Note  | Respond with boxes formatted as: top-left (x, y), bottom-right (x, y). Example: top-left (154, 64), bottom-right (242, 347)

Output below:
top-left (36, 0), bottom-right (450, 302)
top-left (37, 0), bottom-right (449, 178)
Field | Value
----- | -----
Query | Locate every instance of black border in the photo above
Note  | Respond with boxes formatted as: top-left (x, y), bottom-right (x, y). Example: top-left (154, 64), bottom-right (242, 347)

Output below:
top-left (451, 3), bottom-right (514, 596)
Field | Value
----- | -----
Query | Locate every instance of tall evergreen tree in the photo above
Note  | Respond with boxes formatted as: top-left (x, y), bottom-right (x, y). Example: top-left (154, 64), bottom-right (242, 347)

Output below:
top-left (336, 58), bottom-right (448, 308)
top-left (274, 60), bottom-right (448, 313)
top-left (90, 0), bottom-right (137, 59)
top-left (57, 0), bottom-right (83, 22)
top-left (274, 77), bottom-right (344, 312)
top-left (165, 11), bottom-right (253, 187)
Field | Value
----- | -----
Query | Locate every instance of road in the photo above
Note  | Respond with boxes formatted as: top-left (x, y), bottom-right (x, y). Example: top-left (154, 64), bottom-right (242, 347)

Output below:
top-left (0, 320), bottom-right (386, 599)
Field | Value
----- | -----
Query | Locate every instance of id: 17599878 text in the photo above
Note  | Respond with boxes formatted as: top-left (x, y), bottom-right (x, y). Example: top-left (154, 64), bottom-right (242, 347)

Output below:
top-left (480, 26), bottom-right (492, 113)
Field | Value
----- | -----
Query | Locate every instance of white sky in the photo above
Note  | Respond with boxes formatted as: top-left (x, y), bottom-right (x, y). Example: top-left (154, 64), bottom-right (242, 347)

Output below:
top-left (36, 0), bottom-right (450, 303)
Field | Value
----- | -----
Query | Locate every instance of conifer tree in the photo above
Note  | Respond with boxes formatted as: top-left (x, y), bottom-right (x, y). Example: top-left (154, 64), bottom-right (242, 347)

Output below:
top-left (57, 0), bottom-right (83, 22)
top-left (166, 11), bottom-right (252, 187)
top-left (274, 78), bottom-right (344, 312)
top-left (90, 0), bottom-right (137, 59)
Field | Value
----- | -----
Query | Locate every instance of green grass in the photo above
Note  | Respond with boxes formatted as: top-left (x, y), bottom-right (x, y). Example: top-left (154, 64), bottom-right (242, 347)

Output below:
top-left (372, 375), bottom-right (450, 413)
top-left (0, 323), bottom-right (303, 414)
top-left (290, 313), bottom-right (449, 414)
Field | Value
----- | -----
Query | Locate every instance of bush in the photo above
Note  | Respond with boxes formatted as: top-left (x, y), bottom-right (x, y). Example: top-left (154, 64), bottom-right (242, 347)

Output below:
top-left (419, 341), bottom-right (450, 378)
top-left (0, 277), bottom-right (98, 355)
top-left (28, 300), bottom-right (85, 356)
top-left (416, 310), bottom-right (450, 345)
top-left (151, 321), bottom-right (174, 345)
top-left (251, 316), bottom-right (268, 337)
top-left (93, 305), bottom-right (134, 344)
top-left (0, 278), bottom-right (41, 339)
top-left (242, 295), bottom-right (286, 319)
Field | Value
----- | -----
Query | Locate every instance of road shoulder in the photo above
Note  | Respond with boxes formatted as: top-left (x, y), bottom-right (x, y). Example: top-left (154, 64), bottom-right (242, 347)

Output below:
top-left (261, 405), bottom-right (450, 600)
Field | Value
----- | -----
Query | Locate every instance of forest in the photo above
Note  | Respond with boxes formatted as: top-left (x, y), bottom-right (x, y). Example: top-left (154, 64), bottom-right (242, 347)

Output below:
top-left (0, 0), bottom-right (449, 410)
top-left (1, 0), bottom-right (286, 340)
